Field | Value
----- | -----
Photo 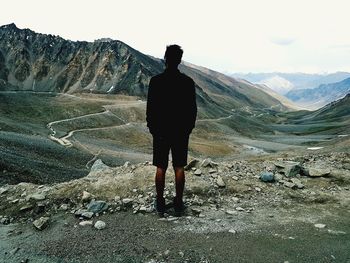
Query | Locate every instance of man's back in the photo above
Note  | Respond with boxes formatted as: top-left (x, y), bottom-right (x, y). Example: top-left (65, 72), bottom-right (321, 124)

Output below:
top-left (146, 68), bottom-right (197, 136)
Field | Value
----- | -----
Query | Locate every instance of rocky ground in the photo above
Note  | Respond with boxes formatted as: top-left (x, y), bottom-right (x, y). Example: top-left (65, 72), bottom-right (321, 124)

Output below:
top-left (0, 152), bottom-right (350, 262)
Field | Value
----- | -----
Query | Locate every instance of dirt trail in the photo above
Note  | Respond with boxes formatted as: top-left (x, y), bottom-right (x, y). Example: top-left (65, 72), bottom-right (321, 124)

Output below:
top-left (46, 101), bottom-right (144, 147)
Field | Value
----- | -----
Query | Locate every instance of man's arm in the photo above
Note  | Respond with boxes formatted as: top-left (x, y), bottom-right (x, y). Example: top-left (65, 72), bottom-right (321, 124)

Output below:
top-left (146, 77), bottom-right (156, 134)
top-left (187, 79), bottom-right (197, 133)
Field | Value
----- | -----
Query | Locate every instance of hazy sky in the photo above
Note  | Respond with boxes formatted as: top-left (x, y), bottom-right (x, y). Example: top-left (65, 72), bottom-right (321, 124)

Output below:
top-left (1, 0), bottom-right (350, 73)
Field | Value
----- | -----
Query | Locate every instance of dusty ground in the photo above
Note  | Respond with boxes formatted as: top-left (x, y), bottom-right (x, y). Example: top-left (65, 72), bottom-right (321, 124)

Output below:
top-left (1, 152), bottom-right (349, 262)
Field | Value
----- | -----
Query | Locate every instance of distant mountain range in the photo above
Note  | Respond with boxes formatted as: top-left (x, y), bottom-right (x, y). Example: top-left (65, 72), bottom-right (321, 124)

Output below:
top-left (285, 77), bottom-right (350, 110)
top-left (230, 72), bottom-right (350, 95)
top-left (0, 23), bottom-right (291, 116)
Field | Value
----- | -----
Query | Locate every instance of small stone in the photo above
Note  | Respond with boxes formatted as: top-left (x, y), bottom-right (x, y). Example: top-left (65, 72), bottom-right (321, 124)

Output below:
top-left (0, 217), bottom-right (9, 224)
top-left (314, 223), bottom-right (326, 229)
top-left (81, 211), bottom-right (94, 219)
top-left (274, 173), bottom-right (283, 182)
top-left (59, 204), bottom-right (69, 211)
top-left (194, 169), bottom-right (202, 176)
top-left (201, 158), bottom-right (213, 167)
top-left (308, 168), bottom-right (331, 177)
top-left (185, 159), bottom-right (199, 170)
top-left (236, 207), bottom-right (245, 211)
top-left (327, 229), bottom-right (346, 235)
top-left (255, 187), bottom-right (261, 192)
top-left (122, 198), bottom-right (133, 206)
top-left (179, 251), bottom-right (185, 257)
top-left (291, 178), bottom-right (304, 189)
top-left (232, 176), bottom-right (239, 181)
top-left (10, 247), bottom-right (20, 255)
top-left (283, 182), bottom-right (296, 189)
top-left (19, 204), bottom-right (34, 212)
top-left (79, 220), bottom-right (93, 226)
top-left (0, 187), bottom-right (9, 195)
top-left (228, 229), bottom-right (237, 234)
top-left (191, 208), bottom-right (202, 216)
top-left (216, 176), bottom-right (226, 187)
top-left (33, 217), bottom-right (50, 230)
top-left (74, 209), bottom-right (88, 217)
top-left (30, 193), bottom-right (46, 201)
top-left (209, 168), bottom-right (217, 174)
top-left (231, 197), bottom-right (239, 202)
top-left (226, 210), bottom-right (237, 215)
top-left (81, 191), bottom-right (92, 202)
top-left (94, 220), bottom-right (106, 230)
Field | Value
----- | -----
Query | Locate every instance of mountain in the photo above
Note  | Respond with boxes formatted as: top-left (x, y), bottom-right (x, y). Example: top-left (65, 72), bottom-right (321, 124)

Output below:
top-left (253, 84), bottom-right (304, 110)
top-left (0, 23), bottom-right (162, 96)
top-left (297, 93), bottom-right (350, 122)
top-left (231, 72), bottom-right (350, 93)
top-left (285, 77), bottom-right (350, 110)
top-left (255, 75), bottom-right (294, 95)
top-left (0, 23), bottom-right (290, 116)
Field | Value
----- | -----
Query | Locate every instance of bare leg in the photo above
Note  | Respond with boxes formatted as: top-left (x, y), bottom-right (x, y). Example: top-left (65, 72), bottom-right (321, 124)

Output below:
top-left (174, 166), bottom-right (185, 202)
top-left (155, 167), bottom-right (166, 199)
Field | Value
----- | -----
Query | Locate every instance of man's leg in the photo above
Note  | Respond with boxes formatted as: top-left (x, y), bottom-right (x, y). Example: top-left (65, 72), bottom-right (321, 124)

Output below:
top-left (174, 166), bottom-right (185, 203)
top-left (155, 167), bottom-right (166, 200)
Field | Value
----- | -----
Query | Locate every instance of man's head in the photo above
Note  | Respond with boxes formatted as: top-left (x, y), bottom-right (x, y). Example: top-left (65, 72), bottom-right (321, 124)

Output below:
top-left (164, 45), bottom-right (183, 69)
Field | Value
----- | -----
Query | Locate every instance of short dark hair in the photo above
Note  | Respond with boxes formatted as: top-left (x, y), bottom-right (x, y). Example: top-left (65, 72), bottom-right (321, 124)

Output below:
top-left (164, 45), bottom-right (183, 66)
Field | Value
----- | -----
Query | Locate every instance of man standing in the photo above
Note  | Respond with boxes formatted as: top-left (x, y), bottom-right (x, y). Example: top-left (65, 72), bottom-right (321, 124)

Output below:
top-left (146, 45), bottom-right (197, 217)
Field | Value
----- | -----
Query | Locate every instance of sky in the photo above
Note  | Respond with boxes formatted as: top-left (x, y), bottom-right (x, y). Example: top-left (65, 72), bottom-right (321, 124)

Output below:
top-left (1, 0), bottom-right (350, 74)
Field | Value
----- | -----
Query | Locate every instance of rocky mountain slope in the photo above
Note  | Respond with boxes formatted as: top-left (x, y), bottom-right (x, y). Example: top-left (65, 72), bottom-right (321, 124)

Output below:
top-left (285, 77), bottom-right (350, 110)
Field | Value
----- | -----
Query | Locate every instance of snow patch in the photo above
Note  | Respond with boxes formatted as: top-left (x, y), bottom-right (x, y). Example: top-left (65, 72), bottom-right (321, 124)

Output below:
top-left (107, 86), bottom-right (114, 93)
top-left (259, 75), bottom-right (294, 95)
top-left (307, 147), bottom-right (324, 150)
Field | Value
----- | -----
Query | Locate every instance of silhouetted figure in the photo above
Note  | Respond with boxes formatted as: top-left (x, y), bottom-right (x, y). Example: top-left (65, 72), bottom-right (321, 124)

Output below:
top-left (146, 45), bottom-right (197, 216)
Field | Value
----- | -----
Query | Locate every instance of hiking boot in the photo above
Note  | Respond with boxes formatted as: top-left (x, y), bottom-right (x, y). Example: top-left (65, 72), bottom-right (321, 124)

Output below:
top-left (173, 197), bottom-right (186, 217)
top-left (154, 197), bottom-right (166, 216)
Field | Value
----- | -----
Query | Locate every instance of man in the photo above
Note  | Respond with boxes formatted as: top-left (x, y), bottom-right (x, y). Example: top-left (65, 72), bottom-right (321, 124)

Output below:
top-left (146, 45), bottom-right (197, 217)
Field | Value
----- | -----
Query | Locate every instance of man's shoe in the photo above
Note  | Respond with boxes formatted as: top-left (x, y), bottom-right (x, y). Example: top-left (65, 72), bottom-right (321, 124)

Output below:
top-left (154, 197), bottom-right (166, 216)
top-left (173, 197), bottom-right (186, 217)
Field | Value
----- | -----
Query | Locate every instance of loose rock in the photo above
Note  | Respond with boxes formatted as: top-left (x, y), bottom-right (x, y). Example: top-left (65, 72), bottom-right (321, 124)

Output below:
top-left (260, 172), bottom-right (274, 182)
top-left (33, 217), bottom-right (50, 230)
top-left (308, 168), bottom-right (331, 177)
top-left (94, 220), bottom-right (106, 230)
top-left (216, 176), bottom-right (226, 187)
top-left (87, 200), bottom-right (108, 214)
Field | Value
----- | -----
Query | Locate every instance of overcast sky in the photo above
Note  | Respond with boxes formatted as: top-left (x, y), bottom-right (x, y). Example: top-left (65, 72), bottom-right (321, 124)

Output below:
top-left (1, 0), bottom-right (350, 73)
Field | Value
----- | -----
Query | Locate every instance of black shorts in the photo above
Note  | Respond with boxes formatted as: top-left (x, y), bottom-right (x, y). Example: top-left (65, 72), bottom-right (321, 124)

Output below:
top-left (152, 134), bottom-right (190, 169)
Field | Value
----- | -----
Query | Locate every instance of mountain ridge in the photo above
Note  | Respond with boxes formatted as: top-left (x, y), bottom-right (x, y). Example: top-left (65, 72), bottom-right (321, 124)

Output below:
top-left (285, 77), bottom-right (350, 110)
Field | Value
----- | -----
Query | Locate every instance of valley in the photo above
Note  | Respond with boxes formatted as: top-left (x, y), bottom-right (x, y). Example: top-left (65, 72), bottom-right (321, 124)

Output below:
top-left (0, 23), bottom-right (349, 263)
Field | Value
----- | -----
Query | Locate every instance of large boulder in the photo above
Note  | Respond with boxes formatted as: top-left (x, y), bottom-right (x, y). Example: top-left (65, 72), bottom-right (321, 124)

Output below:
top-left (260, 172), bottom-right (275, 182)
top-left (87, 200), bottom-right (108, 214)
top-left (90, 159), bottom-right (110, 173)
top-left (308, 167), bottom-right (331, 177)
top-left (274, 161), bottom-right (301, 177)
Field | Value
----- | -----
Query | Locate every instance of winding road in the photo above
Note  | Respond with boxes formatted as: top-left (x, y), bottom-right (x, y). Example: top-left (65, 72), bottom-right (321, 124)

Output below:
top-left (46, 101), bottom-right (144, 147)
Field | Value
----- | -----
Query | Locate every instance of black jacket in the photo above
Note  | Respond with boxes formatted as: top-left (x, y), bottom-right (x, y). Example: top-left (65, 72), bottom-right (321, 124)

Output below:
top-left (146, 69), bottom-right (197, 136)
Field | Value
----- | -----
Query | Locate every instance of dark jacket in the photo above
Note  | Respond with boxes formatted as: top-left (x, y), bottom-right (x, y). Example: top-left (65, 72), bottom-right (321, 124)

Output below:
top-left (146, 69), bottom-right (197, 136)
